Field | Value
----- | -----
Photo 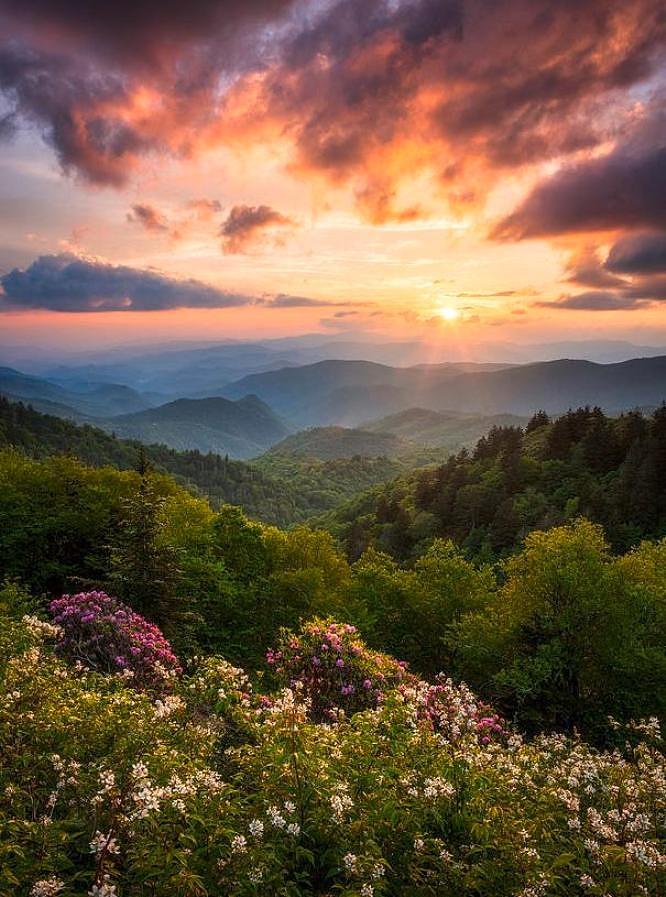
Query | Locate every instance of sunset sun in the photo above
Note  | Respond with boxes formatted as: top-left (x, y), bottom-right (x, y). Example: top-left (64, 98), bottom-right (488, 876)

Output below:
top-left (438, 305), bottom-right (460, 322)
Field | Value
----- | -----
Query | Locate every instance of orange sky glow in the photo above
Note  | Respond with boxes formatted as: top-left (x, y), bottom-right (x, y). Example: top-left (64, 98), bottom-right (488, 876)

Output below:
top-left (1, 0), bottom-right (665, 353)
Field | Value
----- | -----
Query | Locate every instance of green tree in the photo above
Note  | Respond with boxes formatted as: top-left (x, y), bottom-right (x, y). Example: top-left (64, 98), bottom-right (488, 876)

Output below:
top-left (454, 519), bottom-right (666, 739)
top-left (109, 470), bottom-right (181, 627)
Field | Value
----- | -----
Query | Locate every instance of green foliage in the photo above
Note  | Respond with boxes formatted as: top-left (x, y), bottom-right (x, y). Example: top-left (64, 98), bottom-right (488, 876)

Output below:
top-left (454, 520), bottom-right (666, 737)
top-left (0, 447), bottom-right (664, 740)
top-left (0, 396), bottom-right (302, 526)
top-left (0, 611), bottom-right (664, 896)
top-left (319, 406), bottom-right (666, 563)
top-left (108, 471), bottom-right (182, 626)
top-left (0, 395), bottom-right (445, 527)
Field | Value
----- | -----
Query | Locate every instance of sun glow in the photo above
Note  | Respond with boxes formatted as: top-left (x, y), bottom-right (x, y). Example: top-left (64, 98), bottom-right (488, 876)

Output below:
top-left (437, 305), bottom-right (460, 322)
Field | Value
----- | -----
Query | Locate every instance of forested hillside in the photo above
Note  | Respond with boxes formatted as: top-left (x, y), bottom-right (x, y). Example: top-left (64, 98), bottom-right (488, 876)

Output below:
top-left (106, 394), bottom-right (292, 457)
top-left (1, 434), bottom-right (664, 896)
top-left (0, 396), bottom-right (302, 524)
top-left (0, 397), bottom-right (438, 526)
top-left (319, 406), bottom-right (666, 561)
top-left (1, 448), bottom-right (664, 739)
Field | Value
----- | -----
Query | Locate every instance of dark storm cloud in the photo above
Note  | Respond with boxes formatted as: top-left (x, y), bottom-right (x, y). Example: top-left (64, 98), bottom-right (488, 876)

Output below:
top-left (546, 240), bottom-right (666, 311)
top-left (494, 139), bottom-right (666, 239)
top-left (220, 205), bottom-right (296, 253)
top-left (256, 0), bottom-right (666, 219)
top-left (0, 1), bottom-right (297, 185)
top-left (563, 247), bottom-right (627, 289)
top-left (0, 43), bottom-right (145, 186)
top-left (2, 0), bottom-right (665, 212)
top-left (539, 291), bottom-right (648, 311)
top-left (0, 0), bottom-right (297, 69)
top-left (606, 232), bottom-right (666, 275)
top-left (0, 254), bottom-right (258, 311)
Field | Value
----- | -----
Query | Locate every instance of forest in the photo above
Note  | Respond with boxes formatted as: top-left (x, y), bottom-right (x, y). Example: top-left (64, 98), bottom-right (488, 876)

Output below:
top-left (0, 409), bottom-right (664, 895)
top-left (321, 407), bottom-right (666, 562)
top-left (0, 397), bottom-right (430, 527)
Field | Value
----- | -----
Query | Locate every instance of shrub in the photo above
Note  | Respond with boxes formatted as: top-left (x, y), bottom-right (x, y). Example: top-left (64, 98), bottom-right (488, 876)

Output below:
top-left (266, 618), bottom-right (411, 721)
top-left (1, 614), bottom-right (664, 897)
top-left (49, 591), bottom-right (181, 691)
top-left (398, 676), bottom-right (507, 744)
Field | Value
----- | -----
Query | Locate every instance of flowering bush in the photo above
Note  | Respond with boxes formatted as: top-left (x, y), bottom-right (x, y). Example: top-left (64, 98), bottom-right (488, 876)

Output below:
top-left (266, 618), bottom-right (410, 720)
top-left (399, 676), bottom-right (508, 744)
top-left (1, 612), bottom-right (664, 896)
top-left (50, 591), bottom-right (181, 691)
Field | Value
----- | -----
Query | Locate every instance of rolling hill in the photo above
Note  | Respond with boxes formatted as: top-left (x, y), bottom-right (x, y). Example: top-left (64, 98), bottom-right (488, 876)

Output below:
top-left (106, 394), bottom-right (293, 458)
top-left (0, 395), bottom-right (443, 527)
top-left (362, 408), bottom-right (529, 448)
top-left (0, 394), bottom-right (303, 525)
top-left (316, 405), bottom-right (666, 562)
top-left (263, 426), bottom-right (412, 460)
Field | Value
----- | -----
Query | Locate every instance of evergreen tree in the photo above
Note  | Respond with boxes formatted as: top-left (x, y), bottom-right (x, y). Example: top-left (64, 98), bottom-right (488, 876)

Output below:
top-left (108, 459), bottom-right (181, 627)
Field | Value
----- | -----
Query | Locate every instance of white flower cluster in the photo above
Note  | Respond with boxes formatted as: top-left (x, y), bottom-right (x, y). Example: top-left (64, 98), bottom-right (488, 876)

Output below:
top-left (153, 694), bottom-right (185, 719)
top-left (248, 818), bottom-right (264, 839)
top-left (22, 615), bottom-right (62, 640)
top-left (330, 783), bottom-right (353, 820)
top-left (424, 776), bottom-right (455, 800)
top-left (231, 834), bottom-right (247, 854)
top-left (625, 839), bottom-right (666, 869)
top-left (30, 878), bottom-right (63, 897)
top-left (89, 830), bottom-right (119, 856)
top-left (89, 874), bottom-right (117, 897)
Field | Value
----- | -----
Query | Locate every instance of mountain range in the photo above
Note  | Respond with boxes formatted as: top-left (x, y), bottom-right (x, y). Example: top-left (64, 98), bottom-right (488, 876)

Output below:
top-left (1, 354), bottom-right (666, 459)
top-left (221, 356), bottom-right (666, 427)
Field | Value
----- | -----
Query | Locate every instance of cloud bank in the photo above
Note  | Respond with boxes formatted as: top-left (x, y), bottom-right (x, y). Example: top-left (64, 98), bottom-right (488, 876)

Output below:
top-left (1, 0), bottom-right (664, 223)
top-left (0, 254), bottom-right (258, 311)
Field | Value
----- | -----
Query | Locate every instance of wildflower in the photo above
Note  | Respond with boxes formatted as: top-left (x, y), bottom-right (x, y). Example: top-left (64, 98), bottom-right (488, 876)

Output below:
top-left (330, 784), bottom-right (353, 819)
top-left (89, 830), bottom-right (119, 856)
top-left (343, 852), bottom-right (357, 873)
top-left (30, 879), bottom-right (64, 897)
top-left (248, 819), bottom-right (264, 839)
top-left (267, 805), bottom-right (287, 828)
top-left (89, 876), bottom-right (117, 897)
top-left (231, 834), bottom-right (247, 854)
top-left (49, 591), bottom-right (181, 691)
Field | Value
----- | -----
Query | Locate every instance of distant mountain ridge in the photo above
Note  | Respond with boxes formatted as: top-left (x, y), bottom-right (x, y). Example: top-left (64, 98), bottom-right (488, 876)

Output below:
top-left (106, 394), bottom-right (293, 458)
top-left (221, 356), bottom-right (666, 426)
top-left (0, 366), bottom-right (154, 419)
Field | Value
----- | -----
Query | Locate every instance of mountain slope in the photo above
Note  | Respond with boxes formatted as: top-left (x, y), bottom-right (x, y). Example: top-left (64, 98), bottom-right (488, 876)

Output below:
top-left (0, 394), bottom-right (304, 525)
top-left (263, 426), bottom-right (413, 460)
top-left (0, 366), bottom-right (154, 418)
top-left (316, 405), bottom-right (666, 562)
top-left (221, 356), bottom-right (666, 426)
top-left (105, 394), bottom-right (293, 458)
top-left (363, 408), bottom-right (529, 448)
top-left (0, 395), bottom-right (445, 527)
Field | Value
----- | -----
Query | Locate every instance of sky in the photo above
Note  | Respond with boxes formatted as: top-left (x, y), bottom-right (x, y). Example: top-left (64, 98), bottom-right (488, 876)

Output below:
top-left (1, 0), bottom-right (666, 355)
